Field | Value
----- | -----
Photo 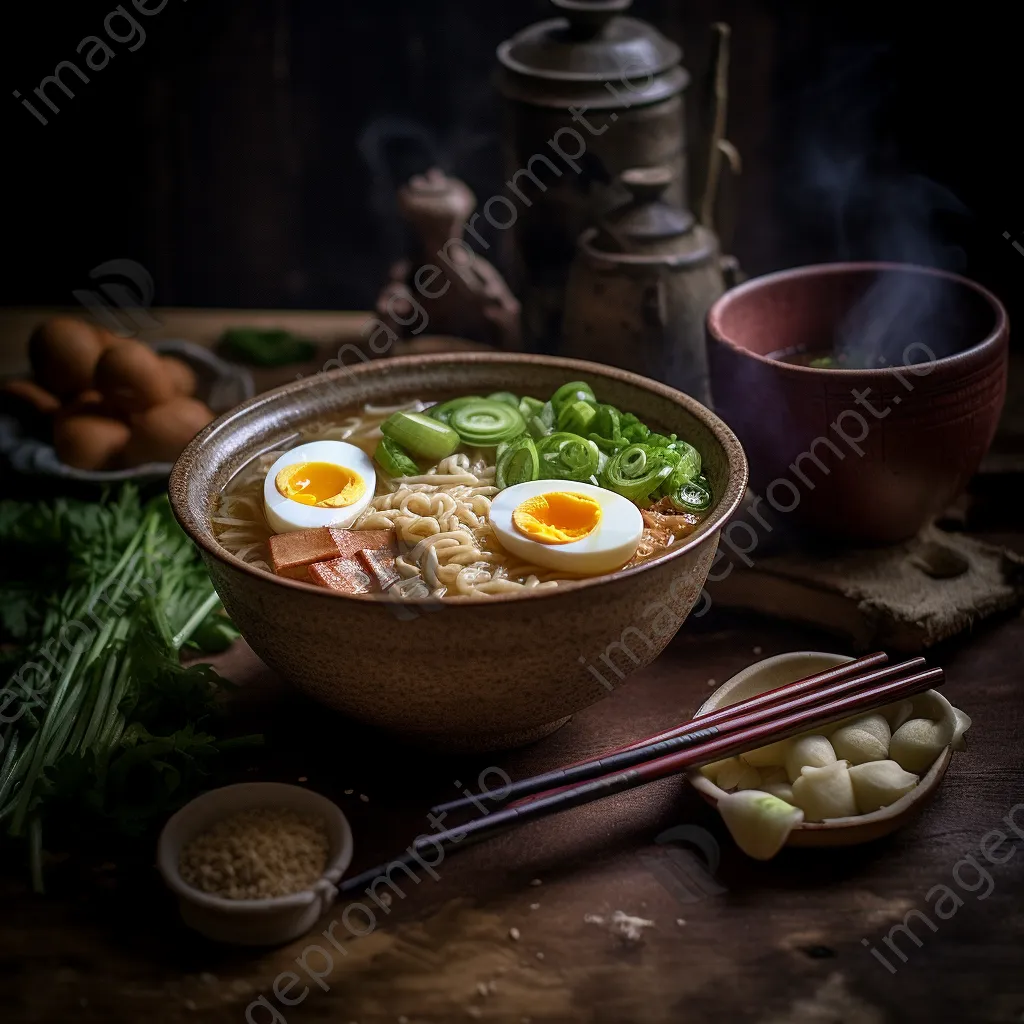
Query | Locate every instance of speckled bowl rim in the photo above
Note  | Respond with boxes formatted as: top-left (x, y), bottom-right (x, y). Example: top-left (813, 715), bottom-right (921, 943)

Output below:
top-left (169, 352), bottom-right (748, 606)
top-left (707, 261), bottom-right (1009, 376)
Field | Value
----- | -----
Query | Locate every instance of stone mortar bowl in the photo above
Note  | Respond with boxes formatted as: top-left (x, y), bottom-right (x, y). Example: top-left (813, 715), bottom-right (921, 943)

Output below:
top-left (169, 353), bottom-right (747, 751)
top-left (707, 262), bottom-right (1008, 544)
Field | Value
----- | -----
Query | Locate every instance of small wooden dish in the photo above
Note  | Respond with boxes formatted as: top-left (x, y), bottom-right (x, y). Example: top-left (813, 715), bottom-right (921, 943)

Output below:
top-left (686, 651), bottom-right (965, 847)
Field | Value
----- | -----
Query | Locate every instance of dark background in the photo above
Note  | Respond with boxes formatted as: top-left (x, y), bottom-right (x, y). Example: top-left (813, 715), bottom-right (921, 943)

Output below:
top-left (2, 0), bottom-right (1021, 334)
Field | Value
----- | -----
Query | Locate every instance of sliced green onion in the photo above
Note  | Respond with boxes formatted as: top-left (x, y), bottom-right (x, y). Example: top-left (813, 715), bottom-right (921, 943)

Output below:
top-left (588, 432), bottom-right (628, 455)
top-left (381, 411), bottom-right (461, 460)
top-left (557, 399), bottom-right (597, 435)
top-left (518, 395), bottom-right (544, 421)
top-left (428, 396), bottom-right (483, 425)
top-left (527, 400), bottom-right (556, 439)
top-left (536, 432), bottom-right (601, 481)
top-left (375, 436), bottom-right (419, 477)
top-left (660, 440), bottom-right (701, 493)
top-left (591, 403), bottom-right (622, 441)
top-left (669, 479), bottom-right (713, 512)
top-left (496, 435), bottom-right (539, 488)
top-left (488, 391), bottom-right (520, 409)
top-left (601, 443), bottom-right (676, 502)
top-left (449, 399), bottom-right (526, 446)
top-left (550, 381), bottom-right (596, 414)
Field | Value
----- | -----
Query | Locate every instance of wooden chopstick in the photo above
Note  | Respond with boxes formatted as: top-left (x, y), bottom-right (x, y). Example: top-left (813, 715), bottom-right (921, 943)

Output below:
top-left (431, 652), bottom-right (908, 817)
top-left (339, 664), bottom-right (942, 895)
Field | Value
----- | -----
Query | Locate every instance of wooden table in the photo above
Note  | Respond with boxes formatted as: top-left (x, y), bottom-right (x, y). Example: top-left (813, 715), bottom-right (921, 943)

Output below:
top-left (2, 310), bottom-right (1023, 1023)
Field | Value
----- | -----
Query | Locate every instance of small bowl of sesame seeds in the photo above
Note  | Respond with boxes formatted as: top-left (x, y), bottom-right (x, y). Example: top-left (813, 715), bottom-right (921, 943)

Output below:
top-left (157, 782), bottom-right (353, 945)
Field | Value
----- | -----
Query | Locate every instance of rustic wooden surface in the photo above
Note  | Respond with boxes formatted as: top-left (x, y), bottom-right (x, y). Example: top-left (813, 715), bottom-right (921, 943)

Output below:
top-left (1, 310), bottom-right (1022, 1023)
top-left (2, 611), bottom-right (1023, 1024)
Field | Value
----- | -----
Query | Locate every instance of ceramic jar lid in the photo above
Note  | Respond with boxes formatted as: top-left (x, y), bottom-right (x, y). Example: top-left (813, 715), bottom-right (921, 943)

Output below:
top-left (497, 0), bottom-right (687, 108)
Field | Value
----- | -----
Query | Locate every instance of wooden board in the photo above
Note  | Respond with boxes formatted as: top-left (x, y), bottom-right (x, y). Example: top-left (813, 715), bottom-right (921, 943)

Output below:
top-left (3, 607), bottom-right (1023, 1024)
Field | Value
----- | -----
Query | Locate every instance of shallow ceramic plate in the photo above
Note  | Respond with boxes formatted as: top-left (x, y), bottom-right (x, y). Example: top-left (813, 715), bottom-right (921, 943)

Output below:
top-left (687, 651), bottom-right (964, 847)
top-left (0, 339), bottom-right (254, 483)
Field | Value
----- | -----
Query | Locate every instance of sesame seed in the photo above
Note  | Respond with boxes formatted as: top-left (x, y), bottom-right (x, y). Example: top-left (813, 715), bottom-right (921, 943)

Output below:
top-left (344, 789), bottom-right (354, 795)
top-left (753, 646), bottom-right (763, 655)
top-left (359, 794), bottom-right (370, 803)
top-left (529, 903), bottom-right (540, 911)
top-left (298, 776), bottom-right (308, 783)
top-left (179, 806), bottom-right (329, 900)
top-left (529, 878), bottom-right (542, 886)
top-left (509, 927), bottom-right (520, 941)
top-left (535, 951), bottom-right (544, 960)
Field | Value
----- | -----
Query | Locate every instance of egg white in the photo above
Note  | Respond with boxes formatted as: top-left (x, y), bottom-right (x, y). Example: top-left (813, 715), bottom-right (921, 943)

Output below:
top-left (489, 479), bottom-right (644, 575)
top-left (263, 440), bottom-right (376, 533)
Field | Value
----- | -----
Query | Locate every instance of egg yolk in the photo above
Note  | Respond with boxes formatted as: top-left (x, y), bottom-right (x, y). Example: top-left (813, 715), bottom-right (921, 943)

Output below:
top-left (276, 461), bottom-right (366, 508)
top-left (511, 491), bottom-right (602, 545)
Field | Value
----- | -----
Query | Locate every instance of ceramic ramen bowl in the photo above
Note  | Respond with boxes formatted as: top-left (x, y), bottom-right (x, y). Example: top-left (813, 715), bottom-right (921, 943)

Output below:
top-left (169, 353), bottom-right (748, 751)
top-left (687, 652), bottom-right (962, 847)
top-left (707, 263), bottom-right (1008, 543)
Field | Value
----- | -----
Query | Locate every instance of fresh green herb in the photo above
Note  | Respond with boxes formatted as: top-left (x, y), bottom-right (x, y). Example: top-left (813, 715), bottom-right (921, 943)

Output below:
top-left (0, 486), bottom-right (260, 890)
top-left (220, 327), bottom-right (317, 366)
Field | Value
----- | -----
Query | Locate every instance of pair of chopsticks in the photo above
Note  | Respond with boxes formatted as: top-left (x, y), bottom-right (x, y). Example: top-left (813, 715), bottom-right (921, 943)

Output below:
top-left (338, 652), bottom-right (941, 895)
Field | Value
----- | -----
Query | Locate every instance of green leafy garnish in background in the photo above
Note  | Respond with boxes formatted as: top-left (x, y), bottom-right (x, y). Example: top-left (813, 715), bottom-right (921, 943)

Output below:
top-left (0, 486), bottom-right (260, 891)
top-left (220, 327), bottom-right (317, 366)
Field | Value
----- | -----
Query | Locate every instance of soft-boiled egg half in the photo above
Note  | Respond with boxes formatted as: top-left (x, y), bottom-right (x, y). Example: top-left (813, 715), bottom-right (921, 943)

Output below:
top-left (263, 440), bottom-right (376, 533)
top-left (489, 479), bottom-right (643, 575)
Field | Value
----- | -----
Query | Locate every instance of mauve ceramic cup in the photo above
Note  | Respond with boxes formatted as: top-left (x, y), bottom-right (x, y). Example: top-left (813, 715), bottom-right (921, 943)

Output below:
top-left (169, 353), bottom-right (747, 752)
top-left (707, 263), bottom-right (1008, 543)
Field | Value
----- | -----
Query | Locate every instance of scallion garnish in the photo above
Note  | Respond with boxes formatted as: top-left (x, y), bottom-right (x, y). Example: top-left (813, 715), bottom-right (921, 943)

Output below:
top-left (601, 443), bottom-right (676, 502)
top-left (375, 436), bottom-right (419, 477)
top-left (536, 432), bottom-right (601, 481)
top-left (496, 435), bottom-right (540, 488)
top-left (381, 411), bottom-right (461, 460)
top-left (448, 399), bottom-right (526, 447)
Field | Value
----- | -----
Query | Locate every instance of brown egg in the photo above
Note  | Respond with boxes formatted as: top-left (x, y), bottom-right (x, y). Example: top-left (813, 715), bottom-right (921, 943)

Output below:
top-left (58, 388), bottom-right (122, 421)
top-left (28, 317), bottom-right (105, 398)
top-left (120, 397), bottom-right (215, 466)
top-left (0, 378), bottom-right (61, 416)
top-left (53, 414), bottom-right (131, 470)
top-left (95, 327), bottom-right (131, 349)
top-left (94, 340), bottom-right (177, 414)
top-left (161, 355), bottom-right (198, 396)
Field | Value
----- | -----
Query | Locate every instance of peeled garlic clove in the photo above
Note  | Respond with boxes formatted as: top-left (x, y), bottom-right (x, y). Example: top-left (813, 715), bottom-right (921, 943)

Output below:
top-left (882, 699), bottom-right (915, 731)
top-left (709, 756), bottom-right (745, 790)
top-left (950, 707), bottom-right (972, 752)
top-left (889, 717), bottom-right (952, 774)
top-left (735, 765), bottom-right (763, 791)
top-left (791, 761), bottom-right (857, 821)
top-left (785, 734), bottom-right (837, 782)
top-left (761, 766), bottom-right (788, 785)
top-left (717, 790), bottom-right (804, 860)
top-left (700, 757), bottom-right (734, 782)
top-left (740, 738), bottom-right (792, 768)
top-left (762, 780), bottom-right (795, 803)
top-left (848, 760), bottom-right (919, 814)
top-left (830, 713), bottom-right (891, 765)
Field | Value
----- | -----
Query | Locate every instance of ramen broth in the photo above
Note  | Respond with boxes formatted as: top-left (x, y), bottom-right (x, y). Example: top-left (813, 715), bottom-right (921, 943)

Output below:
top-left (213, 387), bottom-right (712, 601)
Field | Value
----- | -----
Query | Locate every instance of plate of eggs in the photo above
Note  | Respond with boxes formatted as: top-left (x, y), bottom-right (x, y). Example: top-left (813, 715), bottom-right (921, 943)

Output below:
top-left (687, 651), bottom-right (972, 858)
